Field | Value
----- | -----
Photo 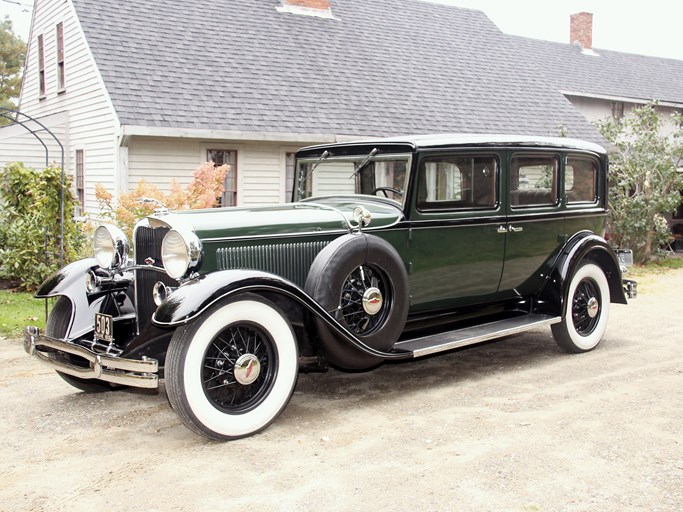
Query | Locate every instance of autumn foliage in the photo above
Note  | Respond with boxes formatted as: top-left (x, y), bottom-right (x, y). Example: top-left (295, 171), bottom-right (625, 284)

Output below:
top-left (95, 162), bottom-right (228, 239)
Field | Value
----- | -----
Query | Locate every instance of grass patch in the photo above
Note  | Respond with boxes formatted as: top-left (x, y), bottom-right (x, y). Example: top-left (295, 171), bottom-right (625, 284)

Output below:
top-left (0, 290), bottom-right (47, 338)
top-left (628, 253), bottom-right (683, 278)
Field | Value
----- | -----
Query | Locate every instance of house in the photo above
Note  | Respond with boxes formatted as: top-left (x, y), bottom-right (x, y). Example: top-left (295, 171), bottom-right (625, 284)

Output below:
top-left (515, 12), bottom-right (683, 134)
top-left (1, 1), bottom-right (682, 219)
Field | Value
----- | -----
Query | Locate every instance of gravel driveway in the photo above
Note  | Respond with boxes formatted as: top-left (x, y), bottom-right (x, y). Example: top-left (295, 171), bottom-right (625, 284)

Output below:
top-left (1, 267), bottom-right (682, 512)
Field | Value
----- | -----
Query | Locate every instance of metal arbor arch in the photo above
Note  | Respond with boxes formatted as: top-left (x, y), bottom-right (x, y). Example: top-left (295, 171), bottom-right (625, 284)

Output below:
top-left (0, 107), bottom-right (66, 264)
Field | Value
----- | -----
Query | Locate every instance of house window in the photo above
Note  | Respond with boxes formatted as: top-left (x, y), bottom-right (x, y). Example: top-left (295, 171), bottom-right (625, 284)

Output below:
top-left (612, 101), bottom-right (624, 121)
top-left (56, 23), bottom-right (65, 91)
top-left (285, 152), bottom-right (296, 202)
top-left (75, 149), bottom-right (85, 207)
top-left (38, 34), bottom-right (46, 97)
top-left (208, 149), bottom-right (237, 206)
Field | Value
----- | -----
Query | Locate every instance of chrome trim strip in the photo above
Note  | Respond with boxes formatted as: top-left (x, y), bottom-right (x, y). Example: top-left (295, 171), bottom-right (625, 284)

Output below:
top-left (24, 327), bottom-right (159, 389)
top-left (200, 222), bottom-right (406, 243)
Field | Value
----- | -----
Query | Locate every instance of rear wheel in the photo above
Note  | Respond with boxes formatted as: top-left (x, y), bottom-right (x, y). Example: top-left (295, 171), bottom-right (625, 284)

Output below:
top-left (47, 296), bottom-right (117, 393)
top-left (552, 262), bottom-right (610, 353)
top-left (165, 295), bottom-right (298, 440)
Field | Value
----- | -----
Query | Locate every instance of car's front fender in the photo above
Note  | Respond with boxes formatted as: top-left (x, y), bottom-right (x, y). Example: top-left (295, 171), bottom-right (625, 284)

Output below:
top-left (152, 269), bottom-right (411, 362)
top-left (34, 258), bottom-right (105, 339)
top-left (35, 258), bottom-right (98, 298)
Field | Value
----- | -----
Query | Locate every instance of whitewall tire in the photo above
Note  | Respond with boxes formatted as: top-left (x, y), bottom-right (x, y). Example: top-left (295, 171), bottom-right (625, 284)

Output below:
top-left (165, 295), bottom-right (298, 440)
top-left (552, 262), bottom-right (610, 353)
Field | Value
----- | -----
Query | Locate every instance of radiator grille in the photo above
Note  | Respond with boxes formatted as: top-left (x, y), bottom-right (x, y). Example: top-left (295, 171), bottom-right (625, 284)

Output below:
top-left (216, 241), bottom-right (329, 287)
top-left (134, 226), bottom-right (175, 332)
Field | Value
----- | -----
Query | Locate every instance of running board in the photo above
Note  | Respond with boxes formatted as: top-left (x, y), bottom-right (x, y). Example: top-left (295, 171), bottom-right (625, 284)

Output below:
top-left (393, 314), bottom-right (562, 358)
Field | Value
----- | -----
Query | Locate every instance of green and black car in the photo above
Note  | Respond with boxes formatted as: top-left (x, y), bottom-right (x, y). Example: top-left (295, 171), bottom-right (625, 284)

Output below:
top-left (24, 134), bottom-right (636, 440)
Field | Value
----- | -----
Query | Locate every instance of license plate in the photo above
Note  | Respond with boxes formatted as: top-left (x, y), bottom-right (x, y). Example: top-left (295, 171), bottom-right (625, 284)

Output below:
top-left (94, 313), bottom-right (114, 343)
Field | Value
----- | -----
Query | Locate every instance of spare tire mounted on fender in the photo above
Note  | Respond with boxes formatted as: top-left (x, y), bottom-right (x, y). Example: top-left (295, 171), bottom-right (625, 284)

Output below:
top-left (305, 234), bottom-right (409, 370)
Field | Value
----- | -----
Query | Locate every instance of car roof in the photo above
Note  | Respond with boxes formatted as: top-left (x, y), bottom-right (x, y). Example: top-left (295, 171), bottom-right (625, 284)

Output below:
top-left (302, 133), bottom-right (607, 155)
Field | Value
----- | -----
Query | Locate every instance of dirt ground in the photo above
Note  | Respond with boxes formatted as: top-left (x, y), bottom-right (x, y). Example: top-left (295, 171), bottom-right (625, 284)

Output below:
top-left (1, 267), bottom-right (682, 512)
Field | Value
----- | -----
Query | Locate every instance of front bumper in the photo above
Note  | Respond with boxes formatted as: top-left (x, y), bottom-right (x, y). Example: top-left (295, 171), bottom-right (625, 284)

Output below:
top-left (23, 326), bottom-right (159, 389)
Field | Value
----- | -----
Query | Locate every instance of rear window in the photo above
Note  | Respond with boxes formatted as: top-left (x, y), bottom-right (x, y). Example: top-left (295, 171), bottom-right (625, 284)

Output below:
top-left (566, 157), bottom-right (598, 204)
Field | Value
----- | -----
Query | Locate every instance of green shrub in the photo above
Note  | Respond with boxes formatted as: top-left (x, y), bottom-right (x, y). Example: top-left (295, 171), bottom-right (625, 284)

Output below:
top-left (95, 162), bottom-right (228, 241)
top-left (597, 102), bottom-right (683, 264)
top-left (0, 162), bottom-right (89, 290)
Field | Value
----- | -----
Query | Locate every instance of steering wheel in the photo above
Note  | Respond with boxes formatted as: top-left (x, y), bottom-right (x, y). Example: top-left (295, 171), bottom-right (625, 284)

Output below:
top-left (371, 187), bottom-right (403, 198)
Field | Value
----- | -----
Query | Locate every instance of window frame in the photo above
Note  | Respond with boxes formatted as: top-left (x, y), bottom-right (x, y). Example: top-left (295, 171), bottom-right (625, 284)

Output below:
top-left (56, 22), bottom-right (65, 92)
top-left (564, 155), bottom-right (600, 206)
top-left (285, 151), bottom-right (296, 202)
top-left (38, 34), bottom-right (46, 98)
top-left (509, 153), bottom-right (561, 209)
top-left (415, 153), bottom-right (500, 213)
top-left (75, 149), bottom-right (85, 208)
top-left (207, 149), bottom-right (237, 207)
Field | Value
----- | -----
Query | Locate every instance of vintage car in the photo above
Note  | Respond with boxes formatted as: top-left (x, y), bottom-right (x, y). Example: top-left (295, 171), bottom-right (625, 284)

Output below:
top-left (24, 134), bottom-right (636, 440)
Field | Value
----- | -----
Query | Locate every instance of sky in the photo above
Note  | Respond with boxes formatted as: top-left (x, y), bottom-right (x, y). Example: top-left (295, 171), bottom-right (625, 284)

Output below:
top-left (2, 0), bottom-right (683, 61)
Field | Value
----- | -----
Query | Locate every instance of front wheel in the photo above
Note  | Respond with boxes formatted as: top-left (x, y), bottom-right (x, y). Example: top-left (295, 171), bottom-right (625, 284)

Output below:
top-left (552, 262), bottom-right (610, 353)
top-left (165, 295), bottom-right (298, 440)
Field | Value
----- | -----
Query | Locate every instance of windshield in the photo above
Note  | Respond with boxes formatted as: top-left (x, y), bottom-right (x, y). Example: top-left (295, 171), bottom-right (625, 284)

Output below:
top-left (294, 153), bottom-right (412, 205)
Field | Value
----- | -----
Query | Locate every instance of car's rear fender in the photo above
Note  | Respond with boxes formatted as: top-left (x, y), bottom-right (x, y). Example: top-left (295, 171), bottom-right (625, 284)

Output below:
top-left (538, 232), bottom-right (627, 317)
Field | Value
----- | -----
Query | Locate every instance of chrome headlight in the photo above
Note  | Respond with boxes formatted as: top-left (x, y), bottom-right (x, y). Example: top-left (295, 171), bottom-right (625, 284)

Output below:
top-left (161, 228), bottom-right (201, 279)
top-left (93, 224), bottom-right (129, 269)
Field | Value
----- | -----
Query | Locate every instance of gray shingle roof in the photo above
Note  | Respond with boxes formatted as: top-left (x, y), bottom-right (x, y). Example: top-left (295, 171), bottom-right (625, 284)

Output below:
top-left (510, 35), bottom-right (683, 105)
top-left (72, 0), bottom-right (650, 143)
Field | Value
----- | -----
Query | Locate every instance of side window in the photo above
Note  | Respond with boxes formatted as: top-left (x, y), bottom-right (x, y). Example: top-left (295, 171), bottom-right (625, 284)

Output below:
top-left (417, 155), bottom-right (497, 211)
top-left (510, 155), bottom-right (559, 207)
top-left (566, 157), bottom-right (597, 204)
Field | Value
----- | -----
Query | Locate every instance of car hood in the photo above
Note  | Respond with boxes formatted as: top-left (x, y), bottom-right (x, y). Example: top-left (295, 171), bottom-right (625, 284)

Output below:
top-left (144, 196), bottom-right (404, 240)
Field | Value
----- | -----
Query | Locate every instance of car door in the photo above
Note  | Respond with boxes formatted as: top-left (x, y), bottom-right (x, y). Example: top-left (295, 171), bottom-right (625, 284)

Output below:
top-left (498, 151), bottom-right (565, 295)
top-left (407, 151), bottom-right (506, 312)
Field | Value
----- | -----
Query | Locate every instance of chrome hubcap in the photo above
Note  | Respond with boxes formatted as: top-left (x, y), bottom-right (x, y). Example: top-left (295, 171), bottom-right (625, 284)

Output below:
top-left (362, 287), bottom-right (383, 315)
top-left (234, 354), bottom-right (261, 385)
top-left (586, 297), bottom-right (599, 318)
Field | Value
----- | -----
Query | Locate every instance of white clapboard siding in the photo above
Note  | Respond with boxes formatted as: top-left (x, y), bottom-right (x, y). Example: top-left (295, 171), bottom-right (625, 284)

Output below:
top-left (127, 137), bottom-right (315, 206)
top-left (14, 0), bottom-right (120, 215)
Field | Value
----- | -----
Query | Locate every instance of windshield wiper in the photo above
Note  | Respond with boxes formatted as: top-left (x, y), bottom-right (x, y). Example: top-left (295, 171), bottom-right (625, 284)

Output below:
top-left (350, 148), bottom-right (379, 179)
top-left (298, 150), bottom-right (330, 196)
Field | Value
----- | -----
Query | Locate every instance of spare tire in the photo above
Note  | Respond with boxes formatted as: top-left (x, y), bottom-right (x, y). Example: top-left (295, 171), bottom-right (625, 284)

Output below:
top-left (305, 233), bottom-right (409, 370)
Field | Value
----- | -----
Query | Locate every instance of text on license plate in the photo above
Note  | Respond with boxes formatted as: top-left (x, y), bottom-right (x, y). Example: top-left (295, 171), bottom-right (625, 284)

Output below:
top-left (95, 313), bottom-right (114, 343)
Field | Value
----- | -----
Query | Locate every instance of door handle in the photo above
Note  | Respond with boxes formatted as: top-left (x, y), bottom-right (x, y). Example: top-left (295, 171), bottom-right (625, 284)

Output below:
top-left (509, 226), bottom-right (524, 233)
top-left (497, 225), bottom-right (508, 234)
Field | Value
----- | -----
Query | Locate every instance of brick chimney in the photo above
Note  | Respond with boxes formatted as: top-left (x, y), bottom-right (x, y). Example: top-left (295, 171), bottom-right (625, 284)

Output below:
top-left (285, 0), bottom-right (330, 8)
top-left (277, 0), bottom-right (334, 18)
top-left (570, 12), bottom-right (593, 50)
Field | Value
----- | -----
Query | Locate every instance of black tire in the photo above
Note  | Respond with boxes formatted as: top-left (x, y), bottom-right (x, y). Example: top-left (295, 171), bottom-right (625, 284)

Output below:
top-left (165, 295), bottom-right (299, 440)
top-left (305, 234), bottom-right (409, 370)
top-left (552, 262), bottom-right (611, 353)
top-left (47, 297), bottom-right (116, 393)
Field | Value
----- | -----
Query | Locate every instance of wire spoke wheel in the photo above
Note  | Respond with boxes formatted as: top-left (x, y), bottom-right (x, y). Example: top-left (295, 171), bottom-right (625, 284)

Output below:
top-left (552, 262), bottom-right (610, 353)
top-left (571, 278), bottom-right (601, 336)
top-left (165, 296), bottom-right (298, 440)
top-left (202, 324), bottom-right (277, 414)
top-left (338, 264), bottom-right (389, 335)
